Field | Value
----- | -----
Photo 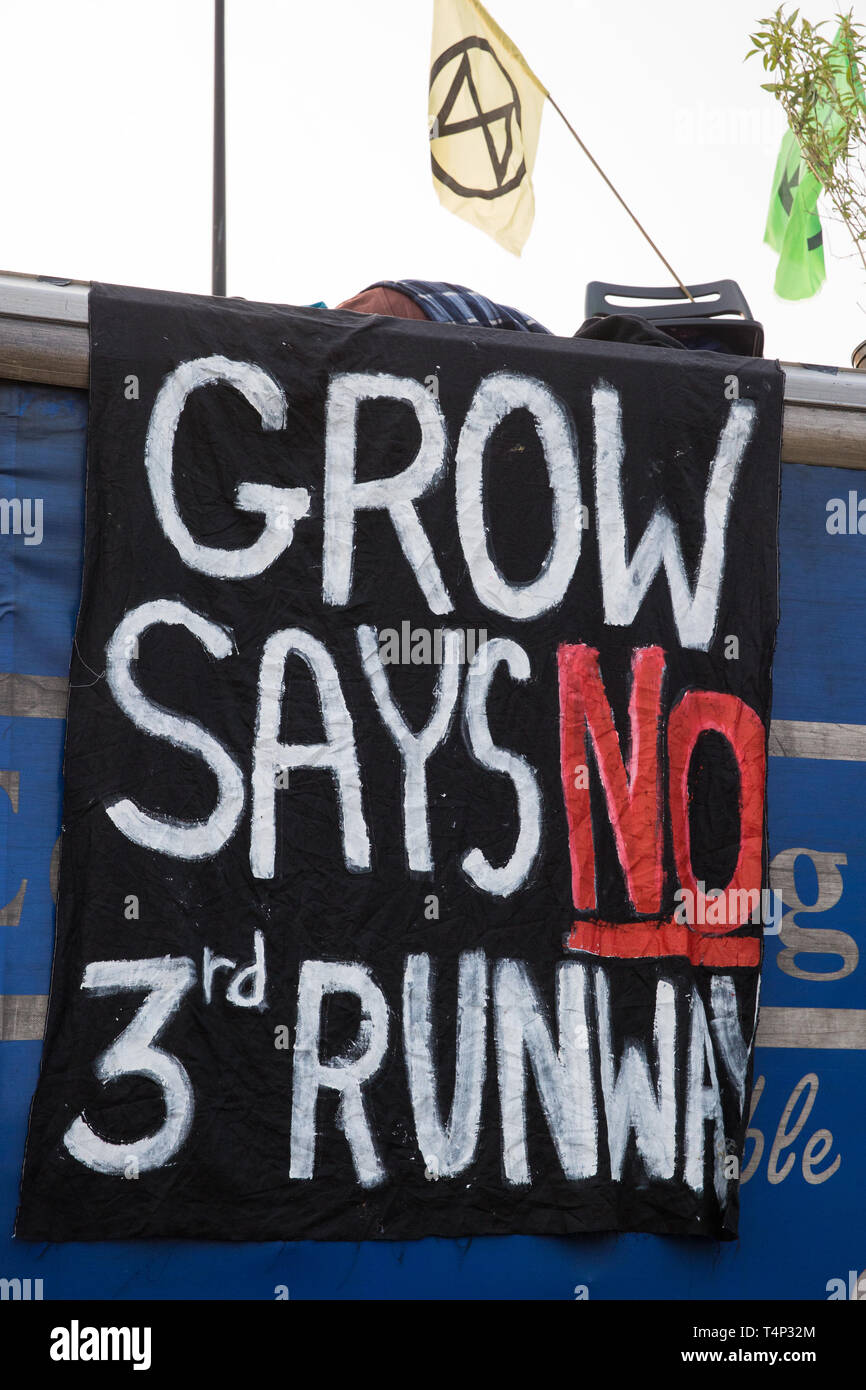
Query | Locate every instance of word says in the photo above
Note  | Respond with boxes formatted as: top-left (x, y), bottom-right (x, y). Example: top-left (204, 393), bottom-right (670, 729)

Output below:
top-left (108, 612), bottom-right (540, 895)
top-left (64, 949), bottom-right (752, 1205)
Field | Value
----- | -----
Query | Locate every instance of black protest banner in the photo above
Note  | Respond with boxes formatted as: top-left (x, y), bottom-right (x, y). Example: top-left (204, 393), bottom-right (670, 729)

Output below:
top-left (17, 284), bottom-right (783, 1241)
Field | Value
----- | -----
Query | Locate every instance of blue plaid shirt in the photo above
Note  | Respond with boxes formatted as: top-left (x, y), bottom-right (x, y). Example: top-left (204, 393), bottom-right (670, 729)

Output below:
top-left (369, 280), bottom-right (551, 334)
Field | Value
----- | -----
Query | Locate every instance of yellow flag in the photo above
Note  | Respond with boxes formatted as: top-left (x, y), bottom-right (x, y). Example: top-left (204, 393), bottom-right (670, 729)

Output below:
top-left (428, 0), bottom-right (547, 255)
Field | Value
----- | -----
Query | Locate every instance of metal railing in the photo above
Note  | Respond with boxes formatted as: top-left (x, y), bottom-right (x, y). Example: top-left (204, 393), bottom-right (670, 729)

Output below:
top-left (0, 269), bottom-right (863, 470)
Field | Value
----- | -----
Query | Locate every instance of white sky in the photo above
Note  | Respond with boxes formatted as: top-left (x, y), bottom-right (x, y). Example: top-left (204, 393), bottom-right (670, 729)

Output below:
top-left (3, 0), bottom-right (866, 366)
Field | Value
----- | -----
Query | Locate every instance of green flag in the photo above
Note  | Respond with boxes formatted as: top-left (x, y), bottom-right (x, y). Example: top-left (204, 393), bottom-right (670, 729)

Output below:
top-left (765, 129), bottom-right (825, 299)
top-left (764, 26), bottom-right (864, 299)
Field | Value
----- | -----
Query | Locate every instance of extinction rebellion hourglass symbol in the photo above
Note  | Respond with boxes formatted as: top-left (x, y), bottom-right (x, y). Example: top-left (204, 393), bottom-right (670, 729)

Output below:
top-left (429, 37), bottom-right (528, 199)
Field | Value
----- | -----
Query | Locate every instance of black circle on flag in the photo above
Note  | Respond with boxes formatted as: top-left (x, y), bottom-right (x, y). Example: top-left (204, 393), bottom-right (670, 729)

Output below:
top-left (430, 37), bottom-right (527, 200)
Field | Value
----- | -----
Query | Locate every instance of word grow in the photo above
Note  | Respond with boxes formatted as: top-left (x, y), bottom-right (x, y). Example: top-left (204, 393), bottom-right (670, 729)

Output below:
top-left (143, 357), bottom-right (752, 641)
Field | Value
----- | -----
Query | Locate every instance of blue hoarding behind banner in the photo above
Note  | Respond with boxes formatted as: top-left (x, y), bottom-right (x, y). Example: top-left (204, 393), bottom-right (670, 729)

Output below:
top-left (0, 381), bottom-right (862, 1297)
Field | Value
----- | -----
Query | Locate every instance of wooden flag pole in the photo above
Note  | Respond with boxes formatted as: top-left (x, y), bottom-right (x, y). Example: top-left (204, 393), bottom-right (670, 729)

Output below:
top-left (545, 92), bottom-right (695, 304)
top-left (212, 0), bottom-right (227, 297)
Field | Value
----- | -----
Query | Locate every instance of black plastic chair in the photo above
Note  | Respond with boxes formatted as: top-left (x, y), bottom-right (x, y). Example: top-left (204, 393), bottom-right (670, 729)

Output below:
top-left (583, 279), bottom-right (764, 357)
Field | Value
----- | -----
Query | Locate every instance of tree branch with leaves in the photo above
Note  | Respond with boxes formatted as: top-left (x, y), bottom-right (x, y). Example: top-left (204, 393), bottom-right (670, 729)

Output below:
top-left (748, 7), bottom-right (866, 277)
